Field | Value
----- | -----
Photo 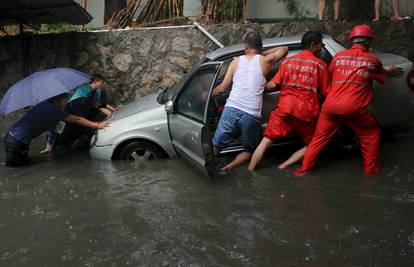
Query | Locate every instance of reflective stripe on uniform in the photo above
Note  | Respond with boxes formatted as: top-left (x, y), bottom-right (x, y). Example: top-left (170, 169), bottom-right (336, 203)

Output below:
top-left (331, 80), bottom-right (367, 86)
top-left (284, 83), bottom-right (317, 93)
top-left (286, 58), bottom-right (324, 69)
top-left (334, 55), bottom-right (377, 63)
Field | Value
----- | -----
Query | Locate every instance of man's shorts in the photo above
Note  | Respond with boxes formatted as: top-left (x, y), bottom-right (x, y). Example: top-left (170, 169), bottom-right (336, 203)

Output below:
top-left (213, 106), bottom-right (262, 153)
top-left (264, 109), bottom-right (316, 145)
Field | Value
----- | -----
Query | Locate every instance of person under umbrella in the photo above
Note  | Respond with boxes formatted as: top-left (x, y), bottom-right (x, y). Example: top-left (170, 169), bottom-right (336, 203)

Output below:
top-left (4, 93), bottom-right (109, 167)
top-left (50, 88), bottom-right (108, 152)
top-left (0, 68), bottom-right (110, 167)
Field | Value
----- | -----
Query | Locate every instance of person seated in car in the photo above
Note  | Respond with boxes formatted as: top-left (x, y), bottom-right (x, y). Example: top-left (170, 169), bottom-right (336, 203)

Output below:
top-left (211, 30), bottom-right (288, 171)
top-left (70, 74), bottom-right (118, 116)
top-left (4, 93), bottom-right (109, 167)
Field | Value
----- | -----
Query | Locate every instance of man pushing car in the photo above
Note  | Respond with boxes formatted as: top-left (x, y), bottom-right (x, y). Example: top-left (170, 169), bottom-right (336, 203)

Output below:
top-left (211, 30), bottom-right (288, 171)
top-left (295, 24), bottom-right (403, 176)
top-left (248, 31), bottom-right (330, 171)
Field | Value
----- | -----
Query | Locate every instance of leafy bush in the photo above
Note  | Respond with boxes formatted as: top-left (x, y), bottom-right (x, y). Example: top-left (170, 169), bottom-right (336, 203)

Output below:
top-left (39, 23), bottom-right (78, 33)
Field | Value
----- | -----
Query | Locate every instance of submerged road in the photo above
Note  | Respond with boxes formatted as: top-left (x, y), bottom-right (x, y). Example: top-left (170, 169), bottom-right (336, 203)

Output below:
top-left (0, 127), bottom-right (414, 266)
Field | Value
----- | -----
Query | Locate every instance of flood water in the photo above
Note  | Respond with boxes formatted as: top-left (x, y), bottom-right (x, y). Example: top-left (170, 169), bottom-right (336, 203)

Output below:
top-left (1, 128), bottom-right (414, 267)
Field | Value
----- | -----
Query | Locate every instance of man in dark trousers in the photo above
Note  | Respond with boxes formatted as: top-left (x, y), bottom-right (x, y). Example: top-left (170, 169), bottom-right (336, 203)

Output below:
top-left (53, 88), bottom-right (108, 151)
top-left (4, 93), bottom-right (109, 167)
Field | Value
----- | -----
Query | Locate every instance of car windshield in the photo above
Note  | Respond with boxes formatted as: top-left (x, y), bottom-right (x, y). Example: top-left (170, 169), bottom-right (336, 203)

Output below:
top-left (157, 57), bottom-right (209, 104)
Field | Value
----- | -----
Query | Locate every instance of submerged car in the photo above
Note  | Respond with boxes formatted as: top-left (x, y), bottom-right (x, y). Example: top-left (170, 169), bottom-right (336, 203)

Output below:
top-left (90, 35), bottom-right (414, 176)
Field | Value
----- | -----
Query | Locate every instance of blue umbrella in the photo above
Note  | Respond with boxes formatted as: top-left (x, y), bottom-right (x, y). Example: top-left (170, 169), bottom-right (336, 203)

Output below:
top-left (0, 68), bottom-right (90, 115)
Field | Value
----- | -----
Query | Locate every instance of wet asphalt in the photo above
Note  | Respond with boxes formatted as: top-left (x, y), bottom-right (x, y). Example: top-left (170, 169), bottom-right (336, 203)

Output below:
top-left (0, 126), bottom-right (414, 267)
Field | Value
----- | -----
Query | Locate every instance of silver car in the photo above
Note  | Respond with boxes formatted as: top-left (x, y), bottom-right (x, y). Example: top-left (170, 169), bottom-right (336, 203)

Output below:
top-left (90, 35), bottom-right (414, 175)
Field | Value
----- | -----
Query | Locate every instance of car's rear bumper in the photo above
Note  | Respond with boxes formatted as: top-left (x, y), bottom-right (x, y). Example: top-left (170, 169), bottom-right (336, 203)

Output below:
top-left (89, 145), bottom-right (114, 160)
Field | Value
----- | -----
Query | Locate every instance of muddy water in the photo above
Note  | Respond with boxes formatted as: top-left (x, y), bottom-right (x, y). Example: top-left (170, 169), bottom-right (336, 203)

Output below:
top-left (1, 130), bottom-right (414, 267)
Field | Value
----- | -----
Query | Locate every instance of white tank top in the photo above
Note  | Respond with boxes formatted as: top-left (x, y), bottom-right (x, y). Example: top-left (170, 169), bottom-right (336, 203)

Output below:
top-left (225, 55), bottom-right (266, 118)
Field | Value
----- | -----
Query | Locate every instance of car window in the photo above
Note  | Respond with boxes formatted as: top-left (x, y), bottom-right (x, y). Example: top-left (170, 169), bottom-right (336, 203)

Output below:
top-left (216, 57), bottom-right (234, 82)
top-left (176, 67), bottom-right (216, 122)
top-left (164, 57), bottom-right (210, 104)
top-left (319, 47), bottom-right (332, 65)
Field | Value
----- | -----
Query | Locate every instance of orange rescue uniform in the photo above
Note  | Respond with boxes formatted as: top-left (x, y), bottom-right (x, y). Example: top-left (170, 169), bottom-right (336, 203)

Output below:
top-left (264, 50), bottom-right (330, 145)
top-left (296, 44), bottom-right (388, 175)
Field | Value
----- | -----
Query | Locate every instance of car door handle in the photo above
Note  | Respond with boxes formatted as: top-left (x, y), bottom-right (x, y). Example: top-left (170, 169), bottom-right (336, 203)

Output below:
top-left (190, 130), bottom-right (199, 145)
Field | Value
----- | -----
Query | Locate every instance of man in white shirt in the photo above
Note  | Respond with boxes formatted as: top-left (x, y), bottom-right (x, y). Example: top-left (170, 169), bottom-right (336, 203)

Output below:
top-left (212, 31), bottom-right (288, 171)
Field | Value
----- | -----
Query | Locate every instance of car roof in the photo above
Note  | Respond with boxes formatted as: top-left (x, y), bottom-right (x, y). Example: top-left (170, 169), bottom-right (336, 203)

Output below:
top-left (205, 35), bottom-right (335, 60)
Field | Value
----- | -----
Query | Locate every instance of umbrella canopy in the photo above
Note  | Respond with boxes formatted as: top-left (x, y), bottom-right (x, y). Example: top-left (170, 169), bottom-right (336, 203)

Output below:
top-left (0, 68), bottom-right (90, 115)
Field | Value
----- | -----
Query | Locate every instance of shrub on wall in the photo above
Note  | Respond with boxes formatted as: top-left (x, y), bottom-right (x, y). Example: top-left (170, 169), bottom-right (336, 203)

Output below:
top-left (39, 23), bottom-right (78, 33)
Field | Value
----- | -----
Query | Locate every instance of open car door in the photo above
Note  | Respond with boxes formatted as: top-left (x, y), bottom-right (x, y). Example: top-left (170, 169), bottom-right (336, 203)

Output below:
top-left (167, 62), bottom-right (223, 176)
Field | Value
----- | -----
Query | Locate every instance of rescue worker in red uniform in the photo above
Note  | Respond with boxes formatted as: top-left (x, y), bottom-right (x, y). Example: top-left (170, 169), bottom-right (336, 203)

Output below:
top-left (248, 31), bottom-right (330, 171)
top-left (295, 24), bottom-right (404, 176)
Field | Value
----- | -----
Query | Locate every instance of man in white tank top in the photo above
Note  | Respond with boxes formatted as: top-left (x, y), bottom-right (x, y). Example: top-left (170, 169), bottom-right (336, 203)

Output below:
top-left (212, 31), bottom-right (288, 171)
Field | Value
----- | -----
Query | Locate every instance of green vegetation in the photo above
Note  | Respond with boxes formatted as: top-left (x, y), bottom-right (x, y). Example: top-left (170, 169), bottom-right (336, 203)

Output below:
top-left (201, 0), bottom-right (246, 22)
top-left (39, 23), bottom-right (78, 33)
top-left (38, 23), bottom-right (94, 33)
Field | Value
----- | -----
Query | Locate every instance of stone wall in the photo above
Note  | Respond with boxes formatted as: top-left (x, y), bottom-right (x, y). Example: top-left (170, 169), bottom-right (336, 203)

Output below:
top-left (1, 21), bottom-right (413, 107)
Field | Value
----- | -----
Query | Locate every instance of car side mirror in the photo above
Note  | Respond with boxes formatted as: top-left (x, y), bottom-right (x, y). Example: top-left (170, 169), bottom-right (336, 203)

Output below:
top-left (165, 100), bottom-right (174, 114)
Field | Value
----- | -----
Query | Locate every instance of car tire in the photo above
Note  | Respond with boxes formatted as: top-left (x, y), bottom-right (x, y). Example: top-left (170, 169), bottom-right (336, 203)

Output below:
top-left (119, 141), bottom-right (166, 161)
top-left (333, 127), bottom-right (360, 151)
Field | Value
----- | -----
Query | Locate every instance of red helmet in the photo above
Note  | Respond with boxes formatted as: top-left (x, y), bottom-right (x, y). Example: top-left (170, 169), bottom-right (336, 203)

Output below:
top-left (349, 24), bottom-right (374, 40)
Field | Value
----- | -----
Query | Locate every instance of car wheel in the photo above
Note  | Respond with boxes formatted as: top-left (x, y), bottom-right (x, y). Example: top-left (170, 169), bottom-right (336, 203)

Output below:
top-left (334, 127), bottom-right (360, 151)
top-left (119, 141), bottom-right (165, 161)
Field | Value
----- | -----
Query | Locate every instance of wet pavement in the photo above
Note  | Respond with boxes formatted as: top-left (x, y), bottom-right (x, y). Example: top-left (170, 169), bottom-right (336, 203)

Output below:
top-left (1, 128), bottom-right (414, 267)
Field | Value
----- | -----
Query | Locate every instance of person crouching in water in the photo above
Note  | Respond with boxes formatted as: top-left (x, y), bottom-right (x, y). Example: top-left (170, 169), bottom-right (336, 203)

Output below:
top-left (70, 74), bottom-right (117, 116)
top-left (294, 25), bottom-right (403, 176)
top-left (3, 93), bottom-right (109, 167)
top-left (248, 31), bottom-right (330, 171)
top-left (212, 30), bottom-right (288, 171)
top-left (52, 88), bottom-right (108, 152)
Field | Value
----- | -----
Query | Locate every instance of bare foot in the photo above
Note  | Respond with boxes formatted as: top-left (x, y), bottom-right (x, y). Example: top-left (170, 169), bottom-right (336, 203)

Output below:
top-left (40, 144), bottom-right (53, 154)
top-left (277, 163), bottom-right (287, 170)
top-left (372, 17), bottom-right (380, 22)
top-left (40, 149), bottom-right (52, 154)
top-left (221, 164), bottom-right (234, 172)
top-left (247, 165), bottom-right (255, 171)
top-left (392, 16), bottom-right (404, 22)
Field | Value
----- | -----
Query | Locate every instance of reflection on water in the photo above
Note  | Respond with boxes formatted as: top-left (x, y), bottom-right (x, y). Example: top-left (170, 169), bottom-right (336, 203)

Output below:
top-left (1, 131), bottom-right (414, 266)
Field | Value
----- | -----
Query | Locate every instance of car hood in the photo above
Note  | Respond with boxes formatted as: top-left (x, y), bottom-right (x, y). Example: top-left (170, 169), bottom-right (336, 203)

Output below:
top-left (109, 94), bottom-right (162, 121)
top-left (375, 53), bottom-right (411, 67)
